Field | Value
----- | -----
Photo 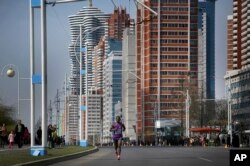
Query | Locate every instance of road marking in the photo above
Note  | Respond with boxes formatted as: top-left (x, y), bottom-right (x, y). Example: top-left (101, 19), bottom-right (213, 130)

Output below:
top-left (199, 157), bottom-right (213, 163)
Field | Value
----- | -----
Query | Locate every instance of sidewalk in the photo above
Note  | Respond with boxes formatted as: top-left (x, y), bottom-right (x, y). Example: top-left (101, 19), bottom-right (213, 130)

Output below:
top-left (0, 145), bottom-right (98, 166)
top-left (0, 144), bottom-right (30, 152)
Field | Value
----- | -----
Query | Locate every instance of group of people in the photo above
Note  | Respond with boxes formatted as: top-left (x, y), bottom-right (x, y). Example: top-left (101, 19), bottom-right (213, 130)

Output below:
top-left (0, 120), bottom-right (26, 149)
top-left (1, 116), bottom-right (126, 159)
top-left (47, 124), bottom-right (65, 148)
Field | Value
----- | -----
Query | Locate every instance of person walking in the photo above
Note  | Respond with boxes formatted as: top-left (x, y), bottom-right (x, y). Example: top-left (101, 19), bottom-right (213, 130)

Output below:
top-left (110, 116), bottom-right (125, 160)
top-left (47, 124), bottom-right (53, 149)
top-left (14, 120), bottom-right (25, 148)
top-left (8, 130), bottom-right (15, 149)
top-left (37, 126), bottom-right (42, 145)
top-left (0, 123), bottom-right (7, 148)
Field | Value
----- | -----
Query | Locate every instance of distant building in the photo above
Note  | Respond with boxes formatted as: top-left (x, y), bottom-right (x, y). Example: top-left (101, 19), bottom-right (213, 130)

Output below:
top-left (91, 8), bottom-right (134, 144)
top-left (197, 0), bottom-right (217, 127)
top-left (84, 89), bottom-right (102, 145)
top-left (198, 0), bottom-right (216, 99)
top-left (103, 50), bottom-right (123, 143)
top-left (67, 2), bottom-right (110, 143)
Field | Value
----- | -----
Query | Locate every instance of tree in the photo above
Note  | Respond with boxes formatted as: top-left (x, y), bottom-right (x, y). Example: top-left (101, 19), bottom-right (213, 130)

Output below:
top-left (0, 99), bottom-right (16, 131)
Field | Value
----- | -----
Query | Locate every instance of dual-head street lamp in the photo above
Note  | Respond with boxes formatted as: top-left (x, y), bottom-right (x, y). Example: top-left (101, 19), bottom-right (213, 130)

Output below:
top-left (29, 0), bottom-right (89, 156)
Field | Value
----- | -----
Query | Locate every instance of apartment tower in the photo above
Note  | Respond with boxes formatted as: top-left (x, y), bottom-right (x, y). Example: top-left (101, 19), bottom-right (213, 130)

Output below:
top-left (136, 0), bottom-right (198, 143)
top-left (225, 0), bottom-right (250, 125)
top-left (68, 1), bottom-right (109, 142)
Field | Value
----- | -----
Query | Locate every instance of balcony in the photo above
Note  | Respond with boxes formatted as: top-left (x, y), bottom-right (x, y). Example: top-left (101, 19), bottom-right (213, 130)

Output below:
top-left (233, 18), bottom-right (238, 23)
top-left (241, 47), bottom-right (248, 54)
top-left (233, 64), bottom-right (238, 68)
top-left (242, 35), bottom-right (248, 43)
top-left (233, 23), bottom-right (238, 28)
top-left (242, 60), bottom-right (247, 66)
top-left (233, 52), bottom-right (238, 57)
top-left (242, 0), bottom-right (248, 7)
top-left (242, 18), bottom-right (247, 25)
top-left (241, 11), bottom-right (248, 19)
top-left (242, 52), bottom-right (248, 59)
top-left (242, 41), bottom-right (248, 48)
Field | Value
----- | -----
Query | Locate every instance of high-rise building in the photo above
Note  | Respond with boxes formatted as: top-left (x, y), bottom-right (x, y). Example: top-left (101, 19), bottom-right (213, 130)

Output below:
top-left (225, 0), bottom-right (250, 126)
top-left (107, 7), bottom-right (132, 40)
top-left (84, 90), bottom-right (102, 145)
top-left (92, 8), bottom-right (134, 144)
top-left (68, 3), bottom-right (109, 95)
top-left (136, 0), bottom-right (198, 143)
top-left (122, 28), bottom-right (137, 142)
top-left (197, 0), bottom-right (217, 127)
top-left (68, 2), bottom-right (110, 143)
top-left (66, 95), bottom-right (79, 145)
top-left (198, 0), bottom-right (216, 99)
top-left (227, 15), bottom-right (234, 71)
top-left (103, 49), bottom-right (123, 143)
top-left (92, 37), bottom-right (105, 91)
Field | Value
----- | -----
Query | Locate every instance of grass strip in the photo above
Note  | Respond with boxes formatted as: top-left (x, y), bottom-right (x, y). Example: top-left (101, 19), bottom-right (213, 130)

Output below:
top-left (0, 146), bottom-right (94, 166)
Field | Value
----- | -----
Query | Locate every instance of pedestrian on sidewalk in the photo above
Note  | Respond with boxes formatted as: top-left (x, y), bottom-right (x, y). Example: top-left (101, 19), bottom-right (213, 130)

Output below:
top-left (14, 120), bottom-right (25, 148)
top-left (8, 130), bottom-right (15, 149)
top-left (0, 123), bottom-right (7, 148)
top-left (110, 116), bottom-right (125, 160)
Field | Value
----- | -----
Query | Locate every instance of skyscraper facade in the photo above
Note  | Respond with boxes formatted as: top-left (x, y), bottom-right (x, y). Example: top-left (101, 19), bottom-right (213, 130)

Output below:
top-left (68, 3), bottom-right (109, 143)
top-left (136, 0), bottom-right (198, 143)
top-left (227, 15), bottom-right (233, 71)
top-left (68, 4), bottom-right (109, 95)
top-left (107, 8), bottom-right (132, 40)
top-left (197, 0), bottom-right (216, 127)
top-left (225, 0), bottom-right (250, 124)
top-left (198, 0), bottom-right (216, 99)
top-left (103, 50), bottom-right (123, 143)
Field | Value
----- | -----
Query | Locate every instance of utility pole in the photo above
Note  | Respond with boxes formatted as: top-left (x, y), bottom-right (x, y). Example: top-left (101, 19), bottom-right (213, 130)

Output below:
top-left (55, 89), bottom-right (61, 133)
top-left (48, 100), bottom-right (53, 125)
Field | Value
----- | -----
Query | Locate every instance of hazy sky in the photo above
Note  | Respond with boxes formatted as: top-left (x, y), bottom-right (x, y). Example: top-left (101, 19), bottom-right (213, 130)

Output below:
top-left (0, 0), bottom-right (232, 128)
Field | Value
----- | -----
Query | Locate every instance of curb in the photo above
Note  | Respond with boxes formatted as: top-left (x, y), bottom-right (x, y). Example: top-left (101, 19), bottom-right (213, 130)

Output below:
top-left (14, 147), bottom-right (99, 166)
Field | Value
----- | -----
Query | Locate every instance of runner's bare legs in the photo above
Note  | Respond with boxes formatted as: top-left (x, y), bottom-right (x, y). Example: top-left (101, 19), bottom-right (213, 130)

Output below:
top-left (117, 139), bottom-right (122, 160)
top-left (114, 140), bottom-right (118, 155)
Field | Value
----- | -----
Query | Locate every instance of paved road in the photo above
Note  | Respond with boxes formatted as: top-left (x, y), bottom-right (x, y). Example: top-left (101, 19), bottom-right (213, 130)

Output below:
top-left (50, 146), bottom-right (229, 166)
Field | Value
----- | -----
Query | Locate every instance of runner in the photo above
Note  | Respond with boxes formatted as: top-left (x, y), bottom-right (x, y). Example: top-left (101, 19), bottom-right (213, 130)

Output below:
top-left (110, 116), bottom-right (125, 160)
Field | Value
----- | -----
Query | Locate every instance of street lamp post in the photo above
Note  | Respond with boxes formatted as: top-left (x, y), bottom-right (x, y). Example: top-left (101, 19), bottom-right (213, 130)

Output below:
top-left (30, 0), bottom-right (88, 156)
top-left (123, 70), bottom-right (145, 143)
top-left (176, 90), bottom-right (191, 138)
top-left (226, 75), bottom-right (232, 145)
top-left (0, 64), bottom-right (30, 118)
top-left (0, 64), bottom-right (20, 117)
top-left (75, 25), bottom-right (105, 147)
top-left (185, 90), bottom-right (191, 138)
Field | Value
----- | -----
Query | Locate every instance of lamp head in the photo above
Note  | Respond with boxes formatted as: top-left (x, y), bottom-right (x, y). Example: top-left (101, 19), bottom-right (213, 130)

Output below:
top-left (6, 68), bottom-right (15, 77)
